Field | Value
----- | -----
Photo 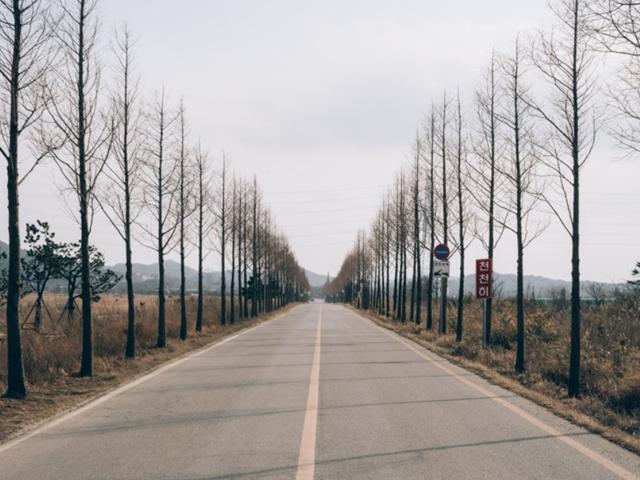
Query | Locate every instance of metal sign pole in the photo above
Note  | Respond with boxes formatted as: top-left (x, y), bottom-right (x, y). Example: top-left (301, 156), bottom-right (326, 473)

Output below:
top-left (482, 299), bottom-right (487, 349)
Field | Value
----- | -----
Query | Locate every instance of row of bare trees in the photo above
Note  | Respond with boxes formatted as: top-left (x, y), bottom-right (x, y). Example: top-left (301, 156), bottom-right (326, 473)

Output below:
top-left (1, 0), bottom-right (308, 399)
top-left (326, 0), bottom-right (640, 397)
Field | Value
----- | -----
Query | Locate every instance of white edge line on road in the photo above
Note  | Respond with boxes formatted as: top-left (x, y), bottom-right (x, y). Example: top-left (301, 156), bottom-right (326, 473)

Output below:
top-left (0, 307), bottom-right (297, 456)
top-left (359, 313), bottom-right (639, 480)
top-left (295, 306), bottom-right (322, 480)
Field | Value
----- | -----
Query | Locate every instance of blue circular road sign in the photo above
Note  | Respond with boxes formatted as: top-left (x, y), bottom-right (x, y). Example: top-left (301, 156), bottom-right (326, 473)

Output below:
top-left (434, 243), bottom-right (450, 260)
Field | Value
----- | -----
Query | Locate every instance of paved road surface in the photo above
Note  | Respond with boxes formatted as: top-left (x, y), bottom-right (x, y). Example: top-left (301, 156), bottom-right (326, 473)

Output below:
top-left (0, 303), bottom-right (638, 479)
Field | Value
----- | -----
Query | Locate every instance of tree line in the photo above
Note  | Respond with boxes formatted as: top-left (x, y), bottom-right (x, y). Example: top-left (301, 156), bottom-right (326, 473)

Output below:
top-left (325, 0), bottom-right (640, 398)
top-left (1, 0), bottom-right (309, 399)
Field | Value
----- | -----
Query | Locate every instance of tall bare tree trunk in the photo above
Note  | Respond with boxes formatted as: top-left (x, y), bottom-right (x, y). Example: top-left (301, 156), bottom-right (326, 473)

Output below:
top-left (485, 55), bottom-right (498, 346)
top-left (123, 92), bottom-right (136, 359)
top-left (178, 106), bottom-right (188, 341)
top-left (230, 180), bottom-right (236, 324)
top-left (237, 185), bottom-right (243, 320)
top-left (251, 178), bottom-right (258, 318)
top-left (568, 0), bottom-right (582, 396)
top-left (3, 0), bottom-right (26, 397)
top-left (385, 203), bottom-right (391, 317)
top-left (77, 0), bottom-right (93, 377)
top-left (243, 186), bottom-right (249, 318)
top-left (413, 140), bottom-right (422, 325)
top-left (196, 151), bottom-right (205, 333)
top-left (219, 160), bottom-right (227, 326)
top-left (455, 94), bottom-right (465, 342)
top-left (426, 111), bottom-right (436, 330)
top-left (439, 95), bottom-right (449, 336)
top-left (512, 42), bottom-right (526, 373)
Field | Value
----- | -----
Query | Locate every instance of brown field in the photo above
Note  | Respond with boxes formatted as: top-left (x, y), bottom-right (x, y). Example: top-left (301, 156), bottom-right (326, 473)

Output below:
top-left (0, 293), bottom-right (280, 442)
top-left (359, 290), bottom-right (640, 453)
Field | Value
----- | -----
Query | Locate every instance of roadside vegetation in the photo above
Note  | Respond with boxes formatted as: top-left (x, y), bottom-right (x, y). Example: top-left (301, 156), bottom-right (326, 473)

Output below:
top-left (326, 0), bottom-right (640, 450)
top-left (0, 0), bottom-right (310, 407)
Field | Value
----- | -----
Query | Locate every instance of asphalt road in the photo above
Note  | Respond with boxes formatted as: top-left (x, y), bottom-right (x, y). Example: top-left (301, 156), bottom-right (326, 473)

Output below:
top-left (0, 302), bottom-right (638, 479)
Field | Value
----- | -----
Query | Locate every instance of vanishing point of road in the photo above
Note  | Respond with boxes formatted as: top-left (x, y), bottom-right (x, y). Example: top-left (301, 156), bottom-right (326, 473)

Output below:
top-left (0, 303), bottom-right (638, 479)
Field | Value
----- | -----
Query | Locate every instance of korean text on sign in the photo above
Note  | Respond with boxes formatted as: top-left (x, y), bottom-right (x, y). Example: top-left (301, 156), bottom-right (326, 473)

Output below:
top-left (476, 259), bottom-right (492, 299)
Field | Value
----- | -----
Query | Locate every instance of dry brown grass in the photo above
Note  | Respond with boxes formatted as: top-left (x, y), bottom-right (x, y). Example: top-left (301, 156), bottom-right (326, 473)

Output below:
top-left (357, 292), bottom-right (640, 454)
top-left (0, 294), bottom-right (290, 443)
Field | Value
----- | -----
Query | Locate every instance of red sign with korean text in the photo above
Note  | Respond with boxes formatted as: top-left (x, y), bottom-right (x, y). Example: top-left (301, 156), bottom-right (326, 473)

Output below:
top-left (476, 259), bottom-right (492, 299)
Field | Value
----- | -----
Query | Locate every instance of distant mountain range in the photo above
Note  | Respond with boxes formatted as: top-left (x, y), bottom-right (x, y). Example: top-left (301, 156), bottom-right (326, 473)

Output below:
top-left (305, 270), bottom-right (331, 288)
top-left (0, 240), bottom-right (331, 293)
top-left (0, 240), bottom-right (628, 296)
top-left (446, 273), bottom-right (625, 299)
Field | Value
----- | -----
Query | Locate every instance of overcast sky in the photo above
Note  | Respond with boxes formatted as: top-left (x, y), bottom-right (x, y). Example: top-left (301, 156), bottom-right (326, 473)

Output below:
top-left (1, 0), bottom-right (639, 282)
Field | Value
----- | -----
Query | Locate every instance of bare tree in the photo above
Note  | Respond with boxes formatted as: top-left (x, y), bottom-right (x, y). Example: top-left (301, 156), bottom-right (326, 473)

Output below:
top-left (0, 0), bottom-right (55, 396)
top-left (242, 179), bottom-right (250, 318)
top-left (45, 0), bottom-right (113, 377)
top-left (469, 53), bottom-right (507, 346)
top-left (410, 136), bottom-right (422, 324)
top-left (499, 37), bottom-right (546, 373)
top-left (194, 144), bottom-right (213, 333)
top-left (530, 0), bottom-right (599, 396)
top-left (176, 101), bottom-right (195, 341)
top-left (590, 1), bottom-right (640, 153)
top-left (216, 155), bottom-right (229, 325)
top-left (98, 24), bottom-right (141, 359)
top-left (250, 177), bottom-right (261, 317)
top-left (437, 93), bottom-right (452, 335)
top-left (425, 109), bottom-right (437, 330)
top-left (139, 90), bottom-right (179, 348)
top-left (384, 197), bottom-right (391, 317)
top-left (229, 177), bottom-right (237, 324)
top-left (452, 91), bottom-right (473, 342)
top-left (236, 178), bottom-right (245, 320)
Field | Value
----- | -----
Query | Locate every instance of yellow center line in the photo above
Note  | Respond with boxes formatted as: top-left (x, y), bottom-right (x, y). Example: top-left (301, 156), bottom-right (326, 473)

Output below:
top-left (295, 307), bottom-right (322, 480)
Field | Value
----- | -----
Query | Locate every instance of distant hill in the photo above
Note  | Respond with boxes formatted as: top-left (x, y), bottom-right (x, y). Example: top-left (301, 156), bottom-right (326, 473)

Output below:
top-left (305, 269), bottom-right (331, 288)
top-left (109, 260), bottom-right (221, 294)
top-left (0, 240), bottom-right (627, 297)
top-left (447, 272), bottom-right (624, 299)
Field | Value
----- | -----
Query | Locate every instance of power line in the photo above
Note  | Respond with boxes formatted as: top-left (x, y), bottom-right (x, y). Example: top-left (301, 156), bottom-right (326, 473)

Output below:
top-left (288, 230), bottom-right (363, 239)
top-left (264, 184), bottom-right (386, 195)
top-left (276, 205), bottom-right (378, 215)
top-left (269, 194), bottom-right (384, 205)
